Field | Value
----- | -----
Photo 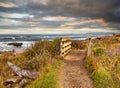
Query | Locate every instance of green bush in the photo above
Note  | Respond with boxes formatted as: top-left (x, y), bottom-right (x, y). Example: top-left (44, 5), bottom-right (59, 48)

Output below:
top-left (112, 39), bottom-right (118, 43)
top-left (93, 48), bottom-right (104, 56)
top-left (92, 67), bottom-right (112, 88)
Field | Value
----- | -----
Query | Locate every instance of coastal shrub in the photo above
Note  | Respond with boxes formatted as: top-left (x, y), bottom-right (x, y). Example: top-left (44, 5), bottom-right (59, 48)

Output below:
top-left (86, 56), bottom-right (120, 88)
top-left (86, 37), bottom-right (120, 88)
top-left (85, 57), bottom-right (94, 73)
top-left (21, 50), bottom-right (51, 71)
top-left (24, 49), bottom-right (36, 59)
top-left (92, 66), bottom-right (112, 88)
top-left (72, 40), bottom-right (87, 49)
top-left (49, 38), bottom-right (61, 56)
top-left (16, 38), bottom-right (61, 72)
top-left (24, 41), bottom-right (47, 58)
top-left (0, 38), bottom-right (63, 87)
top-left (21, 58), bottom-right (40, 71)
top-left (24, 38), bottom-right (61, 58)
top-left (111, 39), bottom-right (119, 43)
top-left (93, 48), bottom-right (104, 56)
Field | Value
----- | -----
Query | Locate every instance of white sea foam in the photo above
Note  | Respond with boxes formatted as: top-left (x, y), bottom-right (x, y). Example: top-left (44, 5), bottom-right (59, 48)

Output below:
top-left (0, 32), bottom-right (115, 52)
top-left (0, 41), bottom-right (35, 52)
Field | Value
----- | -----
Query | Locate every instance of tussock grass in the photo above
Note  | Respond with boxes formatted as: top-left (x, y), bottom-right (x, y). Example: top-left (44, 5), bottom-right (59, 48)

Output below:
top-left (27, 59), bottom-right (63, 88)
top-left (0, 38), bottom-right (61, 87)
top-left (85, 36), bottom-right (120, 88)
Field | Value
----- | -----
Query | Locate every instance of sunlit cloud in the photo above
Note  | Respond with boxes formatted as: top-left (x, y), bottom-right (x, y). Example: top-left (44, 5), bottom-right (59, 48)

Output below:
top-left (0, 18), bottom-right (22, 26)
top-left (0, 0), bottom-right (120, 34)
top-left (0, 12), bottom-right (34, 19)
top-left (42, 16), bottom-right (76, 22)
top-left (0, 2), bottom-right (17, 8)
top-left (0, 27), bottom-right (117, 34)
top-left (60, 18), bottom-right (108, 28)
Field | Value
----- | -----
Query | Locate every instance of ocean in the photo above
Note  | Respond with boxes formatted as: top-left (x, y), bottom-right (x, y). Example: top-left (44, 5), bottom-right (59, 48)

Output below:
top-left (0, 32), bottom-right (114, 52)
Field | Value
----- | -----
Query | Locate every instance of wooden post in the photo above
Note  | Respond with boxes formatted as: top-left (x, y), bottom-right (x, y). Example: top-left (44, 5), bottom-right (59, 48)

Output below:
top-left (87, 38), bottom-right (93, 57)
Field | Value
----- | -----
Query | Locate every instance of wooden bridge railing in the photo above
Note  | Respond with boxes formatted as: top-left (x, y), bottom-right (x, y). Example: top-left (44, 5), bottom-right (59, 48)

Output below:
top-left (60, 37), bottom-right (72, 57)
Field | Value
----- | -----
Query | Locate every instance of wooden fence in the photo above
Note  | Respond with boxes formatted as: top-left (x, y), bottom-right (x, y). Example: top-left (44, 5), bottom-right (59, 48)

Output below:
top-left (60, 37), bottom-right (72, 57)
top-left (87, 39), bottom-right (93, 57)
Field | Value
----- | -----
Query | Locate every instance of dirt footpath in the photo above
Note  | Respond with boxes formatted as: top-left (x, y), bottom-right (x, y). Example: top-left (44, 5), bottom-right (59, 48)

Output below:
top-left (60, 50), bottom-right (94, 88)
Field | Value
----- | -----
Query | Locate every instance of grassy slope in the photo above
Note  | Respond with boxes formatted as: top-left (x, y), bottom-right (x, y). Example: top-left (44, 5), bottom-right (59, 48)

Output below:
top-left (27, 59), bottom-right (63, 88)
top-left (85, 36), bottom-right (120, 88)
top-left (0, 39), bottom-right (62, 88)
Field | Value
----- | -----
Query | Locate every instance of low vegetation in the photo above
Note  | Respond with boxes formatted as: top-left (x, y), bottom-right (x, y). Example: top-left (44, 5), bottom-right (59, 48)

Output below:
top-left (27, 59), bottom-right (63, 88)
top-left (1, 35), bottom-right (120, 88)
top-left (0, 38), bottom-right (62, 88)
top-left (93, 48), bottom-right (104, 56)
top-left (85, 35), bottom-right (120, 88)
top-left (72, 40), bottom-right (87, 49)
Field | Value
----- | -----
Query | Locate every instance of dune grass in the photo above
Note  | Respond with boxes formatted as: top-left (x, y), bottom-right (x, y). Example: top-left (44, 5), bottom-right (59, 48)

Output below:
top-left (0, 38), bottom-right (62, 88)
top-left (27, 59), bottom-right (63, 88)
top-left (85, 36), bottom-right (120, 88)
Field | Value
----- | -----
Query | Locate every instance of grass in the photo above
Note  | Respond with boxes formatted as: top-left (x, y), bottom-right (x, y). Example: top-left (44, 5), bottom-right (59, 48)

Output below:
top-left (86, 56), bottom-right (120, 88)
top-left (72, 40), bottom-right (87, 50)
top-left (0, 38), bottom-right (61, 87)
top-left (85, 35), bottom-right (120, 88)
top-left (27, 59), bottom-right (63, 88)
top-left (93, 48), bottom-right (104, 56)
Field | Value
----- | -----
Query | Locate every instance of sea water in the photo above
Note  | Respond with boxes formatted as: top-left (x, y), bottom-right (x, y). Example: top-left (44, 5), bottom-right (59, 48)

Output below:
top-left (0, 32), bottom-right (114, 51)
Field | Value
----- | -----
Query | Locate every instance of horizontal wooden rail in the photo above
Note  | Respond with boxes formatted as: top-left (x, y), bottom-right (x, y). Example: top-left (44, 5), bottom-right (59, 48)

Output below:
top-left (60, 37), bottom-right (72, 57)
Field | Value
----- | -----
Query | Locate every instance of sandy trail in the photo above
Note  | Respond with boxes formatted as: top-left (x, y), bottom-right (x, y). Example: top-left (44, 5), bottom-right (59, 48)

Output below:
top-left (61, 50), bottom-right (94, 88)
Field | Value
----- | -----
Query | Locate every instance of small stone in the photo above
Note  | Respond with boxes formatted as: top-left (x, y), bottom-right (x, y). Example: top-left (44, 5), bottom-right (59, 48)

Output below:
top-left (4, 78), bottom-right (17, 85)
top-left (5, 84), bottom-right (14, 88)
top-left (21, 70), bottom-right (40, 79)
top-left (19, 78), bottom-right (27, 88)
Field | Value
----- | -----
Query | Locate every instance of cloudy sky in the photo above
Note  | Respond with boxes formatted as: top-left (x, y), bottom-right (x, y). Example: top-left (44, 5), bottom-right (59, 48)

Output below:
top-left (0, 0), bottom-right (120, 34)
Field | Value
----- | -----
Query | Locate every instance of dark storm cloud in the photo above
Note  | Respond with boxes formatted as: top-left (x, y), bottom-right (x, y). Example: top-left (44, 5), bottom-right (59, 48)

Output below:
top-left (49, 0), bottom-right (120, 22)
top-left (4, 0), bottom-right (120, 22)
top-left (0, 6), bottom-right (24, 13)
top-left (0, 0), bottom-right (120, 31)
top-left (11, 0), bottom-right (119, 21)
top-left (33, 0), bottom-right (119, 22)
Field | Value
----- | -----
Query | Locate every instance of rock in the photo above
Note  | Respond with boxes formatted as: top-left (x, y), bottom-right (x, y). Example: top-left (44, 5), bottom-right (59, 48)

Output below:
top-left (4, 78), bottom-right (17, 86)
top-left (96, 37), bottom-right (102, 40)
top-left (7, 62), bottom-right (40, 79)
top-left (8, 43), bottom-right (22, 47)
top-left (7, 62), bottom-right (22, 77)
top-left (5, 84), bottom-right (14, 88)
top-left (15, 77), bottom-right (22, 84)
top-left (4, 77), bottom-right (22, 86)
top-left (21, 70), bottom-right (40, 79)
top-left (19, 79), bottom-right (27, 88)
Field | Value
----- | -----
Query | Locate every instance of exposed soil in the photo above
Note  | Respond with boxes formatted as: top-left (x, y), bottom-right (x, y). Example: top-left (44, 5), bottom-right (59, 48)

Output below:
top-left (61, 50), bottom-right (94, 88)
